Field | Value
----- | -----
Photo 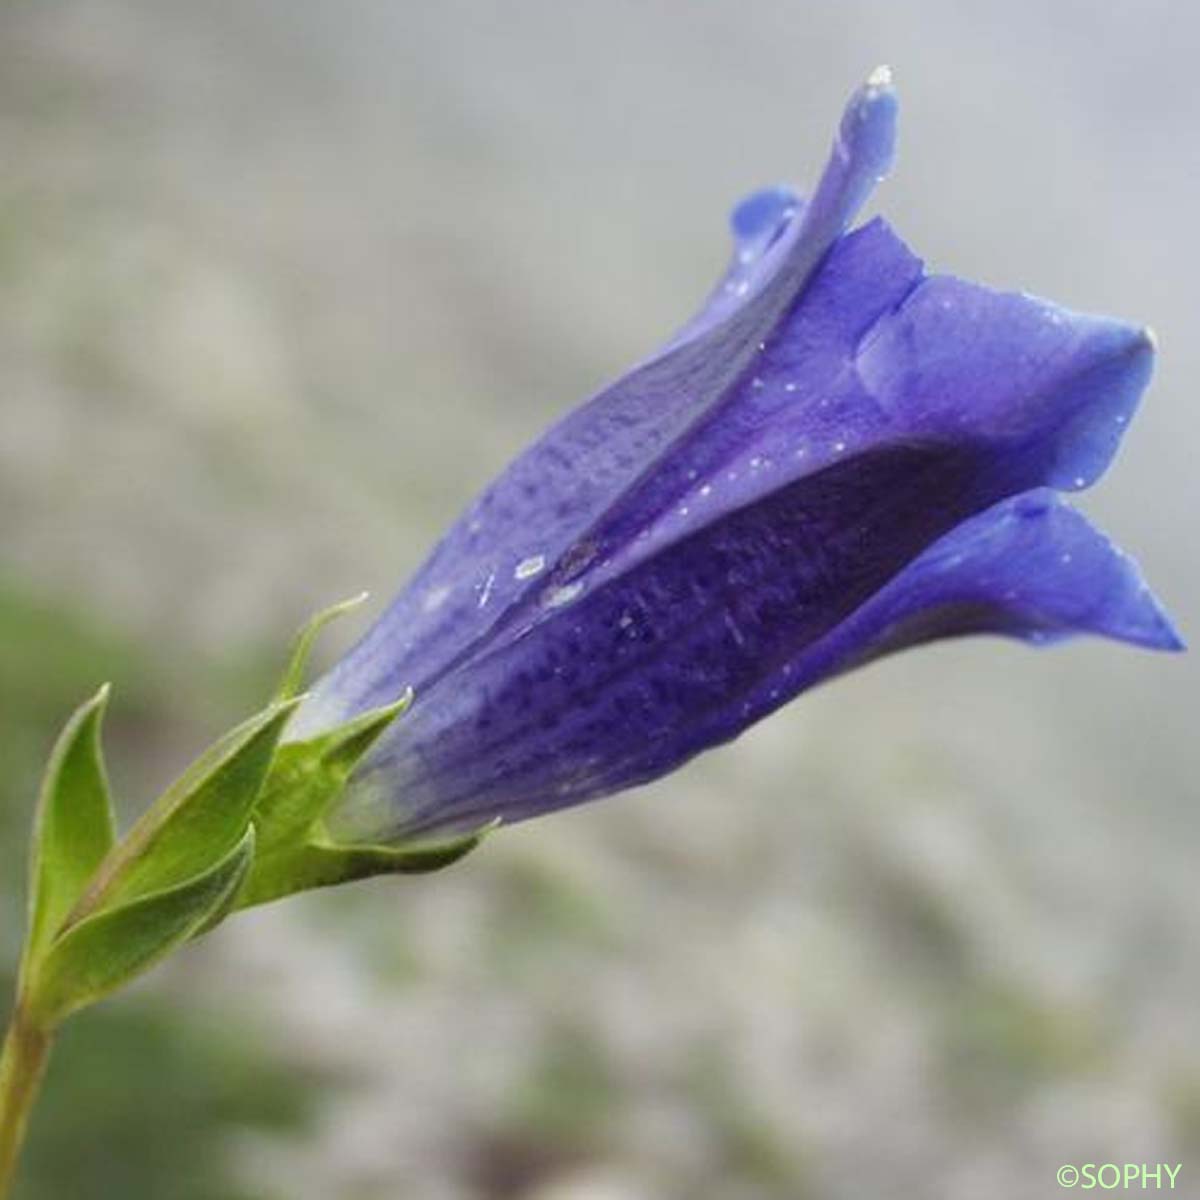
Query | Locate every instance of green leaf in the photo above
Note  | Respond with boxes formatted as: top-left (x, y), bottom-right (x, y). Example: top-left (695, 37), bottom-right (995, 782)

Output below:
top-left (26, 825), bottom-right (256, 1026)
top-left (20, 685), bottom-right (117, 979)
top-left (69, 697), bottom-right (300, 921)
top-left (274, 592), bottom-right (370, 701)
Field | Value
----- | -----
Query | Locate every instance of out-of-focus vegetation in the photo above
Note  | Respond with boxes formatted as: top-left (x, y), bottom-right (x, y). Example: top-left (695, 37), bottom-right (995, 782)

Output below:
top-left (1, 2), bottom-right (1197, 1198)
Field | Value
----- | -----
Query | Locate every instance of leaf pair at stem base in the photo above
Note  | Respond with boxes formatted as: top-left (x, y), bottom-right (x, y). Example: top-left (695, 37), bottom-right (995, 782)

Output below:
top-left (12, 595), bottom-right (490, 1030)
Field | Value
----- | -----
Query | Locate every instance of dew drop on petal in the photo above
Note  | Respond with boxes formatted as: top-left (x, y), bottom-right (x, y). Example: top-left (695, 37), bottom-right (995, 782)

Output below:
top-left (514, 554), bottom-right (546, 580)
top-left (422, 584), bottom-right (451, 613)
top-left (543, 581), bottom-right (583, 609)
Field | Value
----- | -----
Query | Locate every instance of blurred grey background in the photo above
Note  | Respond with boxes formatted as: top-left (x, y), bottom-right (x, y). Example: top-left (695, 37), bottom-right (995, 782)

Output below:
top-left (1, 2), bottom-right (1197, 1198)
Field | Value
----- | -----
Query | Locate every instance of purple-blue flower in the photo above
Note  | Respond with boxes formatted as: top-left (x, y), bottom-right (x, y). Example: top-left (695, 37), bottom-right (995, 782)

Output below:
top-left (292, 68), bottom-right (1181, 844)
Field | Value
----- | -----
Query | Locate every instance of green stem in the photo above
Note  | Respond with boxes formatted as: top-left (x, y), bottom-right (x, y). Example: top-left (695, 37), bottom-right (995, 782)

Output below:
top-left (0, 1004), bottom-right (53, 1200)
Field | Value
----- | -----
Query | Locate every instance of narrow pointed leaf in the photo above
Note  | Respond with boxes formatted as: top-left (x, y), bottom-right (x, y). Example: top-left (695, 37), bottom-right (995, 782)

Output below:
top-left (275, 592), bottom-right (370, 701)
top-left (27, 826), bottom-right (256, 1026)
top-left (21, 685), bottom-right (117, 977)
top-left (70, 698), bottom-right (300, 920)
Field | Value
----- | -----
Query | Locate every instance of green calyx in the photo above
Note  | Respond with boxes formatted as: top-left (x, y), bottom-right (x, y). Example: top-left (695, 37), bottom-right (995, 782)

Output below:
top-left (14, 595), bottom-right (493, 1029)
top-left (236, 692), bottom-right (496, 909)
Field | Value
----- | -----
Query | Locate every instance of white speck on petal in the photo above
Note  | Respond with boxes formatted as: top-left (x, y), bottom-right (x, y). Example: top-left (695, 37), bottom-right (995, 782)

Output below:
top-left (514, 554), bottom-right (546, 580)
top-left (544, 582), bottom-right (583, 609)
top-left (833, 440), bottom-right (847, 453)
top-left (422, 585), bottom-right (451, 613)
top-left (699, 484), bottom-right (712, 497)
top-left (1073, 476), bottom-right (1086, 488)
top-left (734, 280), bottom-right (750, 296)
top-left (477, 571), bottom-right (496, 608)
top-left (784, 382), bottom-right (797, 393)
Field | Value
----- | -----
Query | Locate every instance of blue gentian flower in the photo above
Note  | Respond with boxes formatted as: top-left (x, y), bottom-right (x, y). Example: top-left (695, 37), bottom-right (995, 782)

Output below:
top-left (293, 68), bottom-right (1181, 844)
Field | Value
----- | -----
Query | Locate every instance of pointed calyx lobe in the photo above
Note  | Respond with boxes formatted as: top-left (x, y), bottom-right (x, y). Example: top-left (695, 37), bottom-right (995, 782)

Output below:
top-left (293, 70), bottom-right (1178, 844)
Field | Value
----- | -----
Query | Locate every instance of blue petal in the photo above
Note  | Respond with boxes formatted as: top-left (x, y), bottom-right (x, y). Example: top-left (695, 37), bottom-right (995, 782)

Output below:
top-left (692, 488), bottom-right (1183, 745)
top-left (527, 221), bottom-right (1155, 619)
top-left (331, 486), bottom-right (1179, 843)
top-left (849, 489), bottom-right (1183, 654)
top-left (294, 69), bottom-right (902, 735)
top-left (731, 186), bottom-right (801, 244)
top-left (329, 441), bottom-right (998, 840)
top-left (856, 280), bottom-right (1156, 491)
top-left (299, 69), bottom-right (1176, 848)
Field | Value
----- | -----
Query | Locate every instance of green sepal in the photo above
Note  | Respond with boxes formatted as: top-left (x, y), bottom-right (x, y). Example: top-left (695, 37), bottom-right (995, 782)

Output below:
top-left (20, 685), bottom-right (117, 981)
top-left (68, 697), bottom-right (300, 922)
top-left (25, 825), bottom-right (256, 1027)
top-left (237, 692), bottom-right (493, 908)
top-left (274, 592), bottom-right (370, 701)
top-left (240, 816), bottom-right (495, 910)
